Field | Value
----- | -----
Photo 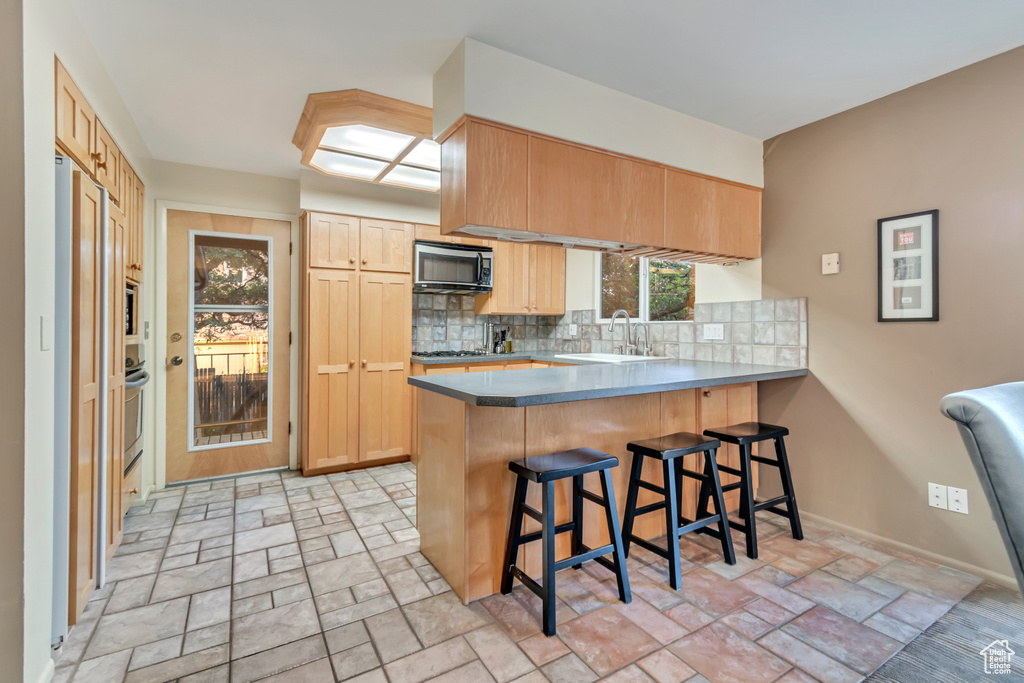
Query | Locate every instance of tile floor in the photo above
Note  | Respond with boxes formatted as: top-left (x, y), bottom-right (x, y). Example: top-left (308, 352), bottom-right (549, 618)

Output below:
top-left (53, 462), bottom-right (984, 683)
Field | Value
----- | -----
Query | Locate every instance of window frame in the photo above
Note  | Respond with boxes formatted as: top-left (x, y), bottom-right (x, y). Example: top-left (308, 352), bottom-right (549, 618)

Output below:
top-left (595, 253), bottom-right (695, 324)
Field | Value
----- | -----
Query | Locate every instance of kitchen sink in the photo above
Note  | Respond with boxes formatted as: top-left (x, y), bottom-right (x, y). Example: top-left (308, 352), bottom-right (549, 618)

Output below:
top-left (553, 353), bottom-right (671, 364)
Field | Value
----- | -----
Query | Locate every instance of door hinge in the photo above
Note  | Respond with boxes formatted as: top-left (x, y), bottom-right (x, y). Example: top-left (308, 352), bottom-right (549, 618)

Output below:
top-left (288, 421), bottom-right (292, 435)
top-left (289, 331), bottom-right (293, 345)
top-left (289, 241), bottom-right (293, 255)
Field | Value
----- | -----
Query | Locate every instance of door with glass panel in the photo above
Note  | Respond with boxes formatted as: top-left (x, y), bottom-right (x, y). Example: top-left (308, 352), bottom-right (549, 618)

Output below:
top-left (166, 210), bottom-right (291, 482)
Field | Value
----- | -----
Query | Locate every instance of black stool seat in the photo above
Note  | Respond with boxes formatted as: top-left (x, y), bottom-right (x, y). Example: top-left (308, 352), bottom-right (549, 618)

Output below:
top-left (502, 448), bottom-right (631, 636)
top-left (509, 448), bottom-right (618, 483)
top-left (628, 433), bottom-right (721, 459)
top-left (700, 422), bottom-right (802, 560)
top-left (703, 422), bottom-right (789, 445)
top-left (623, 432), bottom-right (735, 590)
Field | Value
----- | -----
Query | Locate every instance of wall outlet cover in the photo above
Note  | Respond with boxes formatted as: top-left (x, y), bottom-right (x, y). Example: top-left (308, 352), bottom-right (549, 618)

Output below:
top-left (822, 253), bottom-right (840, 275)
top-left (928, 482), bottom-right (948, 510)
top-left (704, 323), bottom-right (725, 341)
top-left (569, 324), bottom-right (578, 336)
top-left (948, 486), bottom-right (969, 514)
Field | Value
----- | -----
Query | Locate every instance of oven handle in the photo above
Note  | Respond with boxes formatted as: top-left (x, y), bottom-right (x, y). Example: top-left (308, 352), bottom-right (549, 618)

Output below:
top-left (125, 370), bottom-right (151, 390)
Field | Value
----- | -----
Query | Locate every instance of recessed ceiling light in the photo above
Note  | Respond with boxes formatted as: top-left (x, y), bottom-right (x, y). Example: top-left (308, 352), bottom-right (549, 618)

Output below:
top-left (320, 124), bottom-right (414, 161)
top-left (310, 149), bottom-right (389, 179)
top-left (401, 139), bottom-right (441, 170)
top-left (381, 165), bottom-right (441, 192)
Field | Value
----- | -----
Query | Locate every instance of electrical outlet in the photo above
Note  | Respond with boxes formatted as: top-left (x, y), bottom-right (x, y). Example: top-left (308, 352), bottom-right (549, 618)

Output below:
top-left (704, 323), bottom-right (725, 341)
top-left (948, 487), bottom-right (969, 514)
top-left (928, 482), bottom-right (948, 510)
top-left (821, 253), bottom-right (840, 275)
top-left (569, 324), bottom-right (578, 336)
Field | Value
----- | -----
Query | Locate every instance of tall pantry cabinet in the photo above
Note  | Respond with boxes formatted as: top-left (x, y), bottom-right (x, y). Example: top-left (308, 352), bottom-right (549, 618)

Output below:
top-left (301, 211), bottom-right (413, 475)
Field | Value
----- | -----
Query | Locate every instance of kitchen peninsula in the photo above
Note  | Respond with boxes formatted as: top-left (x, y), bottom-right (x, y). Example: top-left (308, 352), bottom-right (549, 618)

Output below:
top-left (410, 359), bottom-right (807, 603)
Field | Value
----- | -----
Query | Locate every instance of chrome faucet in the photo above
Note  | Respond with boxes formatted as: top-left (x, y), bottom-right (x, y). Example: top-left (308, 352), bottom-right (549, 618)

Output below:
top-left (632, 322), bottom-right (650, 356)
top-left (608, 310), bottom-right (632, 355)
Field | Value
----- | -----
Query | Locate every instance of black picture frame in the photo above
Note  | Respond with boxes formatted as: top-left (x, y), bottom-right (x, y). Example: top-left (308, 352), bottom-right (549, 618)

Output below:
top-left (877, 209), bottom-right (939, 322)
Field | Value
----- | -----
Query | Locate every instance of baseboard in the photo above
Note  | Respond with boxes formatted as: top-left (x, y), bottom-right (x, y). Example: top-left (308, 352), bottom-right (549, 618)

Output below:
top-left (32, 656), bottom-right (55, 683)
top-left (140, 483), bottom-right (157, 504)
top-left (801, 510), bottom-right (1020, 592)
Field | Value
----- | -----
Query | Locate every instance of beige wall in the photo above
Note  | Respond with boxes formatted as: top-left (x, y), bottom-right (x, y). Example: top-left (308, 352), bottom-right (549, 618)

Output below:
top-left (760, 45), bottom-right (1024, 582)
top-left (2, 0), bottom-right (27, 676)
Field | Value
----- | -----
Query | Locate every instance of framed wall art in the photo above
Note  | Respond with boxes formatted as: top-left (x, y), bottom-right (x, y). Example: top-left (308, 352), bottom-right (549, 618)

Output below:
top-left (877, 209), bottom-right (938, 322)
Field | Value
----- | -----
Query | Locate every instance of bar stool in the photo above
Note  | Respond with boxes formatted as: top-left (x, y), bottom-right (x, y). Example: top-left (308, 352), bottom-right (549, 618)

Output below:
top-left (501, 448), bottom-right (631, 636)
top-left (622, 433), bottom-right (736, 590)
top-left (701, 422), bottom-right (803, 559)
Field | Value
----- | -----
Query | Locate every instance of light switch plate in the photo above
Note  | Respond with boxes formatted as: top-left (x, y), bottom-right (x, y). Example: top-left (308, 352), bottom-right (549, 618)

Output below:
top-left (928, 482), bottom-right (948, 509)
top-left (704, 323), bottom-right (725, 341)
top-left (569, 324), bottom-right (578, 336)
top-left (948, 486), bottom-right (969, 514)
top-left (822, 253), bottom-right (840, 275)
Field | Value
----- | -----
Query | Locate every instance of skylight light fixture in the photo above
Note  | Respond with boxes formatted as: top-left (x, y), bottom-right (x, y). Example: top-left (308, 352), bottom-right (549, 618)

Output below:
top-left (292, 90), bottom-right (439, 192)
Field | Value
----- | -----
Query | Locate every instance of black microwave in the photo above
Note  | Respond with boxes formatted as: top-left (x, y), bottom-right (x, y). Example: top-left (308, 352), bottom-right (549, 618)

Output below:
top-left (126, 282), bottom-right (139, 337)
top-left (413, 240), bottom-right (493, 294)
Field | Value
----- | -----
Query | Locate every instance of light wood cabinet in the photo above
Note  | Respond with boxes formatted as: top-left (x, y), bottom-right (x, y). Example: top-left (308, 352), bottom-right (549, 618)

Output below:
top-left (303, 270), bottom-right (360, 472)
top-left (414, 223), bottom-right (486, 246)
top-left (441, 120), bottom-right (528, 236)
top-left (439, 115), bottom-right (763, 261)
top-left (307, 212), bottom-right (359, 269)
top-left (55, 59), bottom-right (96, 173)
top-left (105, 203), bottom-right (127, 561)
top-left (129, 175), bottom-right (145, 282)
top-left (698, 382), bottom-right (759, 511)
top-left (93, 119), bottom-right (121, 204)
top-left (665, 169), bottom-right (761, 259)
top-left (360, 218), bottom-right (413, 273)
top-left (359, 272), bottom-right (413, 461)
top-left (476, 242), bottom-right (565, 316)
top-left (69, 171), bottom-right (102, 624)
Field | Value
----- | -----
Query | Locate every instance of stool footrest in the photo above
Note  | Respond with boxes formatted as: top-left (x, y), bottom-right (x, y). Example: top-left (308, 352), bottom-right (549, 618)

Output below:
top-left (555, 543), bottom-right (614, 572)
top-left (519, 504), bottom-right (542, 523)
top-left (632, 501), bottom-right (667, 517)
top-left (753, 495), bottom-right (791, 512)
top-left (676, 514), bottom-right (725, 536)
top-left (510, 566), bottom-right (544, 599)
top-left (720, 481), bottom-right (743, 493)
top-left (578, 488), bottom-right (607, 506)
top-left (750, 455), bottom-right (780, 467)
top-left (717, 464), bottom-right (742, 477)
top-left (637, 480), bottom-right (665, 495)
top-left (518, 521), bottom-right (577, 545)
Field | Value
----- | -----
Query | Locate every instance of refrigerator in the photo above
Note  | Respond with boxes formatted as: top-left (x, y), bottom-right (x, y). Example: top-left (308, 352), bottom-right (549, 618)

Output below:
top-left (53, 155), bottom-right (111, 645)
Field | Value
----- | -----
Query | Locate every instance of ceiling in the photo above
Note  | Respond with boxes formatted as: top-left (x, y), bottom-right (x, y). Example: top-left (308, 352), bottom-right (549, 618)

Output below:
top-left (72, 0), bottom-right (1024, 179)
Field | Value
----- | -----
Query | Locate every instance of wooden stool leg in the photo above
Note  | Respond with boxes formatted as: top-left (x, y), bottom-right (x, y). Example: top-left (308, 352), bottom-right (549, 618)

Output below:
top-left (662, 458), bottom-right (683, 590)
top-left (501, 476), bottom-right (528, 595)
top-left (621, 452), bottom-right (643, 558)
top-left (774, 437), bottom-right (804, 541)
top-left (599, 468), bottom-right (632, 604)
top-left (541, 481), bottom-right (557, 636)
top-left (739, 444), bottom-right (758, 559)
top-left (571, 475), bottom-right (584, 569)
top-left (706, 448), bottom-right (736, 565)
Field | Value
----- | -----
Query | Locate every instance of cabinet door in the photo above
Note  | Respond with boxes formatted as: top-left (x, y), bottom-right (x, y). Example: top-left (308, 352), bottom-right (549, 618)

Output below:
top-left (69, 172), bottom-right (102, 623)
top-left (476, 241), bottom-right (529, 315)
top-left (55, 59), bottom-right (96, 172)
top-left (130, 178), bottom-right (145, 282)
top-left (360, 219), bottom-right (413, 273)
top-left (665, 169), bottom-right (761, 258)
top-left (94, 119), bottom-right (121, 204)
top-left (424, 366), bottom-right (467, 375)
top-left (105, 203), bottom-right (127, 560)
top-left (528, 245), bottom-right (566, 315)
top-left (529, 136), bottom-right (664, 246)
top-left (698, 383), bottom-right (758, 513)
top-left (307, 212), bottom-right (359, 269)
top-left (359, 272), bottom-right (412, 461)
top-left (304, 270), bottom-right (360, 471)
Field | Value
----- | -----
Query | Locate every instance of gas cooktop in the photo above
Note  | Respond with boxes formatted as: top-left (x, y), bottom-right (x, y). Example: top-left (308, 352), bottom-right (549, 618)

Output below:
top-left (414, 350), bottom-right (491, 358)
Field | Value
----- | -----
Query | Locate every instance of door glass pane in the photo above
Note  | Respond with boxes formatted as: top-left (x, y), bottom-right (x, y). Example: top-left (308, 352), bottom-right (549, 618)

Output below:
top-left (192, 234), bottom-right (271, 448)
top-left (648, 260), bottom-right (695, 321)
top-left (600, 253), bottom-right (640, 319)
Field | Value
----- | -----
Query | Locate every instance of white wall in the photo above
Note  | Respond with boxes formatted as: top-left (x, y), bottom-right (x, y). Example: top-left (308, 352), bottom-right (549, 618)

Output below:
top-left (299, 171), bottom-right (440, 224)
top-left (435, 39), bottom-right (763, 187)
top-left (21, 0), bottom-right (153, 680)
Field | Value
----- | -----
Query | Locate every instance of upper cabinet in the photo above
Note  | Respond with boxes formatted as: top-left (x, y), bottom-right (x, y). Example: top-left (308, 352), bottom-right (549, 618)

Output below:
top-left (307, 212), bottom-right (360, 269)
top-left (93, 119), bottom-right (121, 204)
top-left (56, 60), bottom-right (96, 173)
top-left (360, 218), bottom-right (414, 273)
top-left (665, 169), bottom-right (761, 259)
top-left (439, 115), bottom-right (762, 262)
top-left (476, 241), bottom-right (565, 316)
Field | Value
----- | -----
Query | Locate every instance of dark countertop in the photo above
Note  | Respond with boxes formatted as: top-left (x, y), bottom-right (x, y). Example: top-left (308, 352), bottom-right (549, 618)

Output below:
top-left (407, 359), bottom-right (808, 407)
top-left (411, 351), bottom-right (610, 366)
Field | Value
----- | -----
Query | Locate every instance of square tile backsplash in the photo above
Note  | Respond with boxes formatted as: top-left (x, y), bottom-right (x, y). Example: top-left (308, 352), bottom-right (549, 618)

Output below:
top-left (411, 295), bottom-right (808, 368)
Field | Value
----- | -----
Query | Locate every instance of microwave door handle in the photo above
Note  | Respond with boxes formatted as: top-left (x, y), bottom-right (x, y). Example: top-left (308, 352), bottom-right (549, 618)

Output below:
top-left (125, 369), bottom-right (151, 390)
top-left (476, 252), bottom-right (483, 282)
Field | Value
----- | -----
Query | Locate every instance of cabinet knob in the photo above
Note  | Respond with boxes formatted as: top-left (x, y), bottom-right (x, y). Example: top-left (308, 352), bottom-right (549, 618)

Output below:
top-left (361, 359), bottom-right (367, 367)
top-left (361, 258), bottom-right (368, 264)
top-left (349, 257), bottom-right (356, 264)
top-left (349, 360), bottom-right (355, 367)
top-left (128, 488), bottom-right (138, 495)
top-left (702, 389), bottom-right (711, 397)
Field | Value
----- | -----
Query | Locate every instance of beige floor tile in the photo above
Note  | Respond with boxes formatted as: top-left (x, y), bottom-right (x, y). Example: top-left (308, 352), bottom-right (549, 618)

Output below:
top-left (124, 644), bottom-right (230, 683)
top-left (230, 635), bottom-right (328, 683)
top-left (150, 558), bottom-right (232, 603)
top-left (307, 553), bottom-right (381, 596)
top-left (637, 649), bottom-right (696, 683)
top-left (233, 523), bottom-right (297, 555)
top-left (330, 642), bottom-right (380, 679)
top-left (384, 637), bottom-right (476, 683)
top-left (231, 599), bottom-right (321, 659)
top-left (402, 592), bottom-right (490, 648)
top-left (364, 609), bottom-right (422, 663)
top-left (464, 624), bottom-right (535, 682)
top-left (86, 596), bottom-right (189, 659)
top-left (72, 649), bottom-right (132, 683)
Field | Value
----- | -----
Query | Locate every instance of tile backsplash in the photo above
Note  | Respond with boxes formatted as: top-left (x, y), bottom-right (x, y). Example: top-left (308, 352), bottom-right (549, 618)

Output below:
top-left (411, 295), bottom-right (808, 368)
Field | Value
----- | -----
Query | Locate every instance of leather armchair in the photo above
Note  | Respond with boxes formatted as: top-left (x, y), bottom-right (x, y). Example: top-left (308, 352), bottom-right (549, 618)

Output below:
top-left (941, 382), bottom-right (1024, 593)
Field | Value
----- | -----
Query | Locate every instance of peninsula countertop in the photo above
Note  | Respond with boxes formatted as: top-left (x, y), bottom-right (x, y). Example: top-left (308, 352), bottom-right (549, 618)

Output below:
top-left (410, 351), bottom-right (606, 366)
top-left (407, 359), bottom-right (808, 407)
